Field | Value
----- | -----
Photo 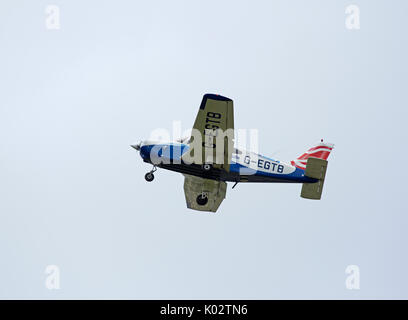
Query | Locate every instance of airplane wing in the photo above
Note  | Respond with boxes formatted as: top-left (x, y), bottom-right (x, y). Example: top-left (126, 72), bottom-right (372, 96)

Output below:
top-left (185, 94), bottom-right (234, 171)
top-left (183, 174), bottom-right (227, 212)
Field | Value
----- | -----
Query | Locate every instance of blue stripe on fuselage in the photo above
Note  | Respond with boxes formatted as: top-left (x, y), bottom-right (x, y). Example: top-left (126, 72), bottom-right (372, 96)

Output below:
top-left (140, 143), bottom-right (189, 163)
top-left (139, 143), bottom-right (315, 183)
top-left (229, 162), bottom-right (314, 183)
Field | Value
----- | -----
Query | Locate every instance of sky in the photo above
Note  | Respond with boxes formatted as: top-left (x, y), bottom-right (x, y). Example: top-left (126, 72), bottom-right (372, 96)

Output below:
top-left (0, 0), bottom-right (407, 299)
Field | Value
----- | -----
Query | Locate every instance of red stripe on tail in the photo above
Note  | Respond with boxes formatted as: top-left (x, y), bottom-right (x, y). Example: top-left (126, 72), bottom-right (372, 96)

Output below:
top-left (292, 142), bottom-right (334, 170)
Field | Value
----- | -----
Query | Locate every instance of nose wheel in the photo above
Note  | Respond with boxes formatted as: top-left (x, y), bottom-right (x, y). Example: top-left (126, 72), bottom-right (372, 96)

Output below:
top-left (145, 172), bottom-right (154, 182)
top-left (144, 166), bottom-right (157, 182)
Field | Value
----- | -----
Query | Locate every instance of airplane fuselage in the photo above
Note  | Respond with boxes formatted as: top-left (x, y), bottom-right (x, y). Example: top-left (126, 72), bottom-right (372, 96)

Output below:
top-left (139, 142), bottom-right (318, 184)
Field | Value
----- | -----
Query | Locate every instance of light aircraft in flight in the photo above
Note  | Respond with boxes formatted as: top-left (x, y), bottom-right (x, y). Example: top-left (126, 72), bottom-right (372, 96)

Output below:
top-left (131, 94), bottom-right (334, 212)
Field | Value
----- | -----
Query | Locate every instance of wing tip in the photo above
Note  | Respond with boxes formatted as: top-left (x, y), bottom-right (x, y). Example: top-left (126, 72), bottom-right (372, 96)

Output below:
top-left (200, 93), bottom-right (232, 109)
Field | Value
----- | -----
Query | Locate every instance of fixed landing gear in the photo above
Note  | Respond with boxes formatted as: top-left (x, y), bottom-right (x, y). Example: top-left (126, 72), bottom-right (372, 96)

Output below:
top-left (196, 193), bottom-right (208, 206)
top-left (145, 166), bottom-right (157, 182)
top-left (145, 172), bottom-right (154, 182)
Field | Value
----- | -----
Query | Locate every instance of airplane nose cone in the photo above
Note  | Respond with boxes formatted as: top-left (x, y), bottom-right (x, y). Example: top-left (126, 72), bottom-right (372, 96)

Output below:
top-left (131, 144), bottom-right (141, 151)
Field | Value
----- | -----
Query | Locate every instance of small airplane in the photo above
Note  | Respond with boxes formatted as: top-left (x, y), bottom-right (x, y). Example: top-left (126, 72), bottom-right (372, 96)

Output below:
top-left (131, 94), bottom-right (334, 212)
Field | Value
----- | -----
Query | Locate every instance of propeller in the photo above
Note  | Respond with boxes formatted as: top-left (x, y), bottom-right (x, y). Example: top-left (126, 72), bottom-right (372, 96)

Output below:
top-left (130, 141), bottom-right (142, 151)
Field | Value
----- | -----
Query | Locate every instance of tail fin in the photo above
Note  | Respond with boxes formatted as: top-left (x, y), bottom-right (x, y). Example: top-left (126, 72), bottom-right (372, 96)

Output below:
top-left (291, 141), bottom-right (334, 170)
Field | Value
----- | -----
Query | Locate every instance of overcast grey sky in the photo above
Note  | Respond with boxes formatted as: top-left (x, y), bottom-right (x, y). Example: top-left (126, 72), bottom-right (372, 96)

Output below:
top-left (0, 0), bottom-right (407, 299)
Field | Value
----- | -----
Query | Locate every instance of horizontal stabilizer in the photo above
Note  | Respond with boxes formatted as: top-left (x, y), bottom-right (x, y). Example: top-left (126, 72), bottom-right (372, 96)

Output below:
top-left (301, 157), bottom-right (328, 200)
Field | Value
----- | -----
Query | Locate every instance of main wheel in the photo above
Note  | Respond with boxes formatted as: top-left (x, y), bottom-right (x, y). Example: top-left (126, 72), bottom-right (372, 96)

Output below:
top-left (196, 194), bottom-right (208, 206)
top-left (203, 164), bottom-right (212, 171)
top-left (145, 172), bottom-right (154, 182)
